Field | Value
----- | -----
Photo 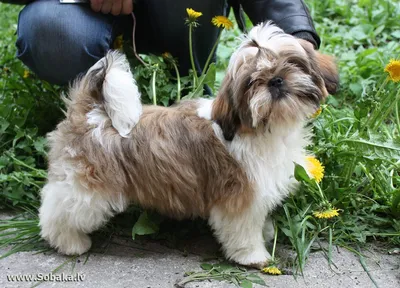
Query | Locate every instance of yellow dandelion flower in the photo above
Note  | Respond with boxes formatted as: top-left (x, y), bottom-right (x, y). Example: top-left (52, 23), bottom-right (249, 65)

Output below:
top-left (113, 34), bottom-right (123, 50)
top-left (186, 8), bottom-right (202, 22)
top-left (162, 52), bottom-right (172, 59)
top-left (311, 107), bottom-right (322, 118)
top-left (313, 208), bottom-right (340, 219)
top-left (162, 52), bottom-right (177, 65)
top-left (305, 156), bottom-right (324, 183)
top-left (211, 16), bottom-right (234, 30)
top-left (261, 266), bottom-right (282, 275)
top-left (384, 59), bottom-right (400, 82)
top-left (23, 70), bottom-right (30, 78)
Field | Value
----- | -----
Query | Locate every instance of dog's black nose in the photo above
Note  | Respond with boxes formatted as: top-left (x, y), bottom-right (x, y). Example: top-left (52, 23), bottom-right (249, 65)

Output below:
top-left (268, 77), bottom-right (284, 88)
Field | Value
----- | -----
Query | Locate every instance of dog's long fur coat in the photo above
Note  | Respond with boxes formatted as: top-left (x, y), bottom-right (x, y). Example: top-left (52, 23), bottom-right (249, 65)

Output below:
top-left (39, 23), bottom-right (338, 268)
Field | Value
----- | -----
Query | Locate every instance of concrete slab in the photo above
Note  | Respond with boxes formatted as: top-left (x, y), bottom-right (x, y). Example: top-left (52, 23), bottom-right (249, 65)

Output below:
top-left (1, 231), bottom-right (399, 288)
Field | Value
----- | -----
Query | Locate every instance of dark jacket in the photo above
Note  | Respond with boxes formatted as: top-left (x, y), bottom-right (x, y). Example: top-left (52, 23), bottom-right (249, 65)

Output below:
top-left (2, 0), bottom-right (320, 48)
top-left (230, 0), bottom-right (320, 48)
top-left (1, 0), bottom-right (32, 3)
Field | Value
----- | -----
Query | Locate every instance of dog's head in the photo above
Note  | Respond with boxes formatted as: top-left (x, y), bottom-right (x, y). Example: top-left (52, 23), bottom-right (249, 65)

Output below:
top-left (212, 22), bottom-right (339, 140)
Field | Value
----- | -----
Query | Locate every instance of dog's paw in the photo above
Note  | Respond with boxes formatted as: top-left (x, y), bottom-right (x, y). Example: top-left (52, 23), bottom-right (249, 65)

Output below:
top-left (60, 233), bottom-right (92, 255)
top-left (248, 259), bottom-right (274, 270)
top-left (233, 248), bottom-right (272, 269)
top-left (49, 232), bottom-right (92, 255)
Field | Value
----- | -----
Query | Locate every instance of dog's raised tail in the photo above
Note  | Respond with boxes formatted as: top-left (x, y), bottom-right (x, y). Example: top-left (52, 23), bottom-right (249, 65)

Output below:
top-left (83, 51), bottom-right (142, 137)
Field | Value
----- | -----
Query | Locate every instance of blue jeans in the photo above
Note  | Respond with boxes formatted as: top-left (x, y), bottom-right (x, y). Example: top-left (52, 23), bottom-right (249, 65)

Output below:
top-left (17, 0), bottom-right (226, 85)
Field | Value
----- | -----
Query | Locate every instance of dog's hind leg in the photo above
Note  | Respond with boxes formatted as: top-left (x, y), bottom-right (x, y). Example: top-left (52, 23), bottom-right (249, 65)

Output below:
top-left (39, 180), bottom-right (127, 255)
top-left (209, 200), bottom-right (271, 268)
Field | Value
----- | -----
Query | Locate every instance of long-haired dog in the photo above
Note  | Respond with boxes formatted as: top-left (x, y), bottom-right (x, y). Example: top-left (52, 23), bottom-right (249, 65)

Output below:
top-left (39, 23), bottom-right (338, 268)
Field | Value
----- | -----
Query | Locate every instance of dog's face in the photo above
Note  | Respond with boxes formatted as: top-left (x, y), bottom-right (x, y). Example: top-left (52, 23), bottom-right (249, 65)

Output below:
top-left (212, 23), bottom-right (339, 140)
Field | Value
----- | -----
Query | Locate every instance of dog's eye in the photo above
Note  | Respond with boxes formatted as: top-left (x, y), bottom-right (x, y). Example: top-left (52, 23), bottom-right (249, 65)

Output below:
top-left (247, 79), bottom-right (254, 88)
top-left (286, 57), bottom-right (310, 72)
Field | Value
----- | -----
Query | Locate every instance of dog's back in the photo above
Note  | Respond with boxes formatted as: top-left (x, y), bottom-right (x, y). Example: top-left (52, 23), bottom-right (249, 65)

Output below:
top-left (44, 52), bottom-right (253, 227)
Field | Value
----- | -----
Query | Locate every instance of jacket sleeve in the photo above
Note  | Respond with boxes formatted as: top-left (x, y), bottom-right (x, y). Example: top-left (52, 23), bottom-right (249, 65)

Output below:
top-left (239, 0), bottom-right (321, 48)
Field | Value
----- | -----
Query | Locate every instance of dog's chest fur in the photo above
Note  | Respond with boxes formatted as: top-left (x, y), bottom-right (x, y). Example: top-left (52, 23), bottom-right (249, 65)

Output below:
top-left (197, 98), bottom-right (310, 210)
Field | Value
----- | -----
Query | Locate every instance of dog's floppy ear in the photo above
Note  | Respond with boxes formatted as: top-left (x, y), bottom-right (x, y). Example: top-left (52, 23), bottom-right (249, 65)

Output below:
top-left (298, 39), bottom-right (339, 95)
top-left (314, 52), bottom-right (339, 95)
top-left (212, 59), bottom-right (258, 140)
top-left (212, 80), bottom-right (241, 141)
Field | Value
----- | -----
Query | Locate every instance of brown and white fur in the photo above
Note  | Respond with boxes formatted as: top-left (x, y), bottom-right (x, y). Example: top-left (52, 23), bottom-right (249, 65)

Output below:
top-left (39, 23), bottom-right (338, 268)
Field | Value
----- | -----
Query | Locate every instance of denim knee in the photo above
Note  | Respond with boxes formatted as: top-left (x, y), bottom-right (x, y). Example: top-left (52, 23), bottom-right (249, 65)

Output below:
top-left (16, 0), bottom-right (117, 85)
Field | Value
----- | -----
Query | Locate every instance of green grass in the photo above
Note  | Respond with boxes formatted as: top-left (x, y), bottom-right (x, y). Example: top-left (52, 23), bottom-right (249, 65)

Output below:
top-left (1, 0), bottom-right (400, 285)
top-left (0, 4), bottom-right (64, 210)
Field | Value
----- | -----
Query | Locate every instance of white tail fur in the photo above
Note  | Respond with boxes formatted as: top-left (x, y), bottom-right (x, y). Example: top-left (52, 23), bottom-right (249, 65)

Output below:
top-left (86, 51), bottom-right (142, 137)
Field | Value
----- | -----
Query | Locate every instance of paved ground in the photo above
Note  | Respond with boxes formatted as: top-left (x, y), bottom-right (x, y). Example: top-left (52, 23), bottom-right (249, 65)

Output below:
top-left (1, 229), bottom-right (399, 288)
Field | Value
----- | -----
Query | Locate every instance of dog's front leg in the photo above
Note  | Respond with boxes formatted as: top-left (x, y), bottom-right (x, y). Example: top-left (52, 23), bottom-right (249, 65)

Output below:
top-left (209, 199), bottom-right (271, 269)
top-left (263, 216), bottom-right (275, 243)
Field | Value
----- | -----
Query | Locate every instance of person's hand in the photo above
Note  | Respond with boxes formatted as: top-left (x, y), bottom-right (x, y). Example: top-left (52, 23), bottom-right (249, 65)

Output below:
top-left (90, 0), bottom-right (133, 16)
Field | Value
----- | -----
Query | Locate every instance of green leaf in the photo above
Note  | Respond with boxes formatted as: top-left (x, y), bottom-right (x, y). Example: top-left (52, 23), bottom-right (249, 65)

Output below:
top-left (391, 30), bottom-right (400, 39)
top-left (132, 211), bottom-right (159, 240)
top-left (200, 263), bottom-right (213, 271)
top-left (338, 136), bottom-right (400, 161)
top-left (349, 25), bottom-right (368, 40)
top-left (373, 25), bottom-right (385, 37)
top-left (391, 189), bottom-right (400, 217)
top-left (12, 130), bottom-right (25, 147)
top-left (202, 63), bottom-right (216, 93)
top-left (0, 156), bottom-right (9, 169)
top-left (0, 174), bottom-right (8, 182)
top-left (0, 120), bottom-right (10, 133)
top-left (185, 63), bottom-right (216, 99)
top-left (214, 262), bottom-right (233, 271)
top-left (294, 163), bottom-right (311, 183)
top-left (240, 279), bottom-right (253, 288)
top-left (231, 277), bottom-right (240, 286)
top-left (349, 83), bottom-right (363, 96)
top-left (246, 273), bottom-right (266, 285)
top-left (33, 137), bottom-right (47, 155)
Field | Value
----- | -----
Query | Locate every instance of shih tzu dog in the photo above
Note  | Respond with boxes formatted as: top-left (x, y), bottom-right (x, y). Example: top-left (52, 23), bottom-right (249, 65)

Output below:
top-left (39, 22), bottom-right (338, 268)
